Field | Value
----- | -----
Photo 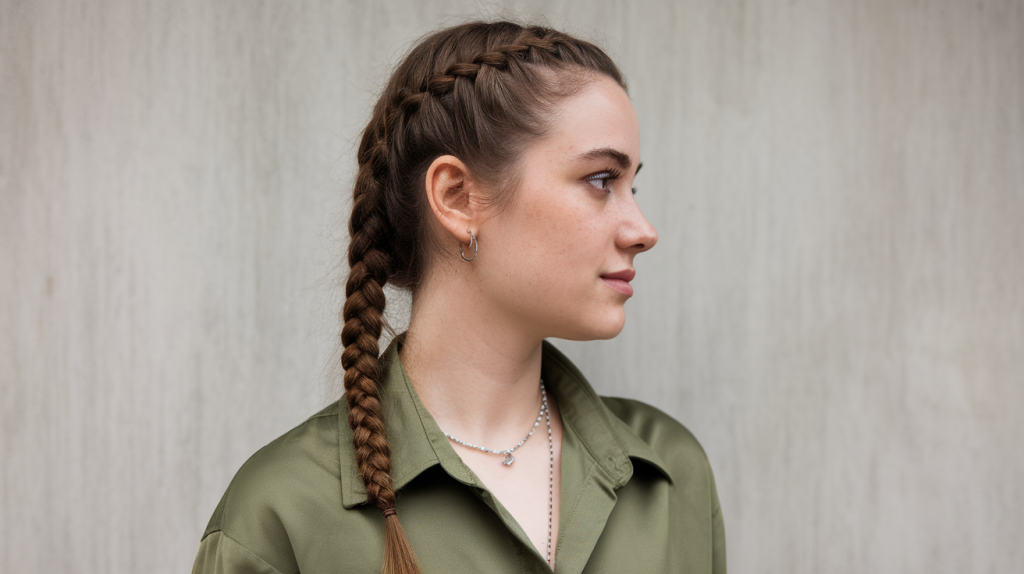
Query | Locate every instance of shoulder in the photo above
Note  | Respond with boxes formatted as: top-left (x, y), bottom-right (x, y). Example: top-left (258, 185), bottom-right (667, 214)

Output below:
top-left (599, 396), bottom-right (715, 486)
top-left (199, 403), bottom-right (342, 572)
top-left (600, 396), bottom-right (726, 571)
top-left (210, 402), bottom-right (341, 532)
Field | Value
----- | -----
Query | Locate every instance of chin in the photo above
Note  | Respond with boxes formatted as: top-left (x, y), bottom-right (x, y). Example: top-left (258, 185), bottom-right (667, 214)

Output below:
top-left (555, 309), bottom-right (626, 341)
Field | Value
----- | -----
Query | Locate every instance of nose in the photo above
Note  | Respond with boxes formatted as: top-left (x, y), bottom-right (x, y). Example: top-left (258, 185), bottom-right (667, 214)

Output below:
top-left (617, 194), bottom-right (658, 253)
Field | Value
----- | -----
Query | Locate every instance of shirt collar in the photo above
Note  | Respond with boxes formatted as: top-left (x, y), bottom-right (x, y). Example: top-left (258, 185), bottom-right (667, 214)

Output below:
top-left (338, 336), bottom-right (672, 508)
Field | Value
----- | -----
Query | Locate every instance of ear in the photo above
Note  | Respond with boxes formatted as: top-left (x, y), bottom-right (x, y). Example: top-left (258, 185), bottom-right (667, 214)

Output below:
top-left (423, 155), bottom-right (484, 245)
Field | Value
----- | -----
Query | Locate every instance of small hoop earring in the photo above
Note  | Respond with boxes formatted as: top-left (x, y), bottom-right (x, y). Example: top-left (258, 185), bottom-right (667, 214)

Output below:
top-left (460, 231), bottom-right (478, 262)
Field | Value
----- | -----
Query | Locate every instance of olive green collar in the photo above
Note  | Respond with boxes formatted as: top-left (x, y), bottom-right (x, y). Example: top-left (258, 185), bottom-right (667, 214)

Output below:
top-left (338, 336), bottom-right (672, 509)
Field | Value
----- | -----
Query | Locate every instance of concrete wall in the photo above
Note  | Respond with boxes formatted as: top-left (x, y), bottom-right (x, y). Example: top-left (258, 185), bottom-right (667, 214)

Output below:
top-left (2, 1), bottom-right (1021, 572)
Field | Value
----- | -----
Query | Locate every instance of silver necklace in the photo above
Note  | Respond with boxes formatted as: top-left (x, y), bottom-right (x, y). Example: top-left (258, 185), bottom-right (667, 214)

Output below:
top-left (543, 384), bottom-right (554, 565)
top-left (442, 382), bottom-right (547, 466)
top-left (441, 381), bottom-right (556, 565)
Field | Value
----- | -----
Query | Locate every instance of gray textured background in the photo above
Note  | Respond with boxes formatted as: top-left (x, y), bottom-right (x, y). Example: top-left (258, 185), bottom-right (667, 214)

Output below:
top-left (2, 1), bottom-right (1022, 572)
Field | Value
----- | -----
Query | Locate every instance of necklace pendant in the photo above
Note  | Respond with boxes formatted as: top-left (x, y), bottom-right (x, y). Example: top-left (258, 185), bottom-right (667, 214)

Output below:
top-left (502, 454), bottom-right (515, 466)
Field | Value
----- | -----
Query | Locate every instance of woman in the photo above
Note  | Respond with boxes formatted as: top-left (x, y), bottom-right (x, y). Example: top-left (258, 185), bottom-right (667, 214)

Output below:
top-left (193, 21), bottom-right (724, 574)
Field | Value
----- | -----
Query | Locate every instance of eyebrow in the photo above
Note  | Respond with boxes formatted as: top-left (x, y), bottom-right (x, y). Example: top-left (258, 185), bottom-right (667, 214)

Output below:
top-left (577, 147), bottom-right (642, 174)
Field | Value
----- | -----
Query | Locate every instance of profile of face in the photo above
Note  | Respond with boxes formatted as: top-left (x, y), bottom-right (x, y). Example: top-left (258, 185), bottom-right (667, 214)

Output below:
top-left (472, 74), bottom-right (658, 341)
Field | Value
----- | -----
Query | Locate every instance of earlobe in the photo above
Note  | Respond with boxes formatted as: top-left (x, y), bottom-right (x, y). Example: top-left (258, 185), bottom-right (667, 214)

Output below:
top-left (424, 155), bottom-right (480, 245)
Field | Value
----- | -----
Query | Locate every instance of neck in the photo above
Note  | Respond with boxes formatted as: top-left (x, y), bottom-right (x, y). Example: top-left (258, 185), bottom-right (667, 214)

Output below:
top-left (400, 271), bottom-right (546, 447)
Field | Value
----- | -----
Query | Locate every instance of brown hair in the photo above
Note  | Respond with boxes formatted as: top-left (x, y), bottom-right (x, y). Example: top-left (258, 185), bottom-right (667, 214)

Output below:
top-left (341, 20), bottom-right (624, 573)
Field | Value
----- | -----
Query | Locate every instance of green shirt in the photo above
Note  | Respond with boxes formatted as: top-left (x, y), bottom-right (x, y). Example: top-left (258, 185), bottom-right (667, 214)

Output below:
top-left (192, 340), bottom-right (725, 573)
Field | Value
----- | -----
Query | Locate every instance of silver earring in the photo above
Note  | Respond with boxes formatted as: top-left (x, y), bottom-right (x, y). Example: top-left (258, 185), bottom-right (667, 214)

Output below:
top-left (460, 231), bottom-right (478, 262)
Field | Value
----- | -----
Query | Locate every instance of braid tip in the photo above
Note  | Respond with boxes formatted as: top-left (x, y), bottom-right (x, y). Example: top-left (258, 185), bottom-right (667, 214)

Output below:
top-left (382, 510), bottom-right (422, 574)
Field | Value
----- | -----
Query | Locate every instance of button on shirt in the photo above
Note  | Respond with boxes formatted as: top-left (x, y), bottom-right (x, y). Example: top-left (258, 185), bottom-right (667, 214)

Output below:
top-left (192, 339), bottom-right (726, 573)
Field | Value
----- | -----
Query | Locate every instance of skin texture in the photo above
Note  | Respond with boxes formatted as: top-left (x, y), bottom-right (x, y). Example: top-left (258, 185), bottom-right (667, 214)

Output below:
top-left (400, 74), bottom-right (657, 563)
top-left (474, 75), bottom-right (656, 342)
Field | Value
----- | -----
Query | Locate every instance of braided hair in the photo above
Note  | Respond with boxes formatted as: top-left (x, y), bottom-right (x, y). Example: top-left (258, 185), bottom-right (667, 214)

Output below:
top-left (342, 21), bottom-right (625, 574)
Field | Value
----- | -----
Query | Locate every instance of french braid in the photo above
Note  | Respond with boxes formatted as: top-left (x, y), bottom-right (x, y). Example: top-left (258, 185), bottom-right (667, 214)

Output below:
top-left (341, 21), bottom-right (624, 574)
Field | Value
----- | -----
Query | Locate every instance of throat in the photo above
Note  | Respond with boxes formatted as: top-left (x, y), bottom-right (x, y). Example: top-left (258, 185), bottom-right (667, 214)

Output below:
top-left (440, 381), bottom-right (548, 467)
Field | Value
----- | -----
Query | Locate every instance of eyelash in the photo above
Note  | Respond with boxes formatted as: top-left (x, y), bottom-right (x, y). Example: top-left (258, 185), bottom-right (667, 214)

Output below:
top-left (585, 168), bottom-right (637, 195)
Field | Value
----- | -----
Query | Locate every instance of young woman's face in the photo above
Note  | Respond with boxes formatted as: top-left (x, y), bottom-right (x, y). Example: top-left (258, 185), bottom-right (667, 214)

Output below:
top-left (475, 74), bottom-right (658, 341)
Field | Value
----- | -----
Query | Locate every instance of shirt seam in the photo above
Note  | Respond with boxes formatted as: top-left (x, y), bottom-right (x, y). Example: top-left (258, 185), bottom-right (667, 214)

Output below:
top-left (214, 530), bottom-right (288, 574)
top-left (558, 463), bottom-right (597, 553)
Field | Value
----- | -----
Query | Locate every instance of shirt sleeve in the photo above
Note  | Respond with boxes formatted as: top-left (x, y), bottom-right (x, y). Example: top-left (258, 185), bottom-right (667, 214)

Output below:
top-left (192, 530), bottom-right (284, 574)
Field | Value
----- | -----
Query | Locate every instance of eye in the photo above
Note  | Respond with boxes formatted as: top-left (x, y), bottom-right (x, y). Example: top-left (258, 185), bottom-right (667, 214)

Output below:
top-left (585, 173), bottom-right (612, 191)
top-left (585, 168), bottom-right (622, 192)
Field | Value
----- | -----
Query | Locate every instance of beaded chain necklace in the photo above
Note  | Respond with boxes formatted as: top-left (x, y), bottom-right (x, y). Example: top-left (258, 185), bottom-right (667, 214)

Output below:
top-left (440, 381), bottom-right (555, 564)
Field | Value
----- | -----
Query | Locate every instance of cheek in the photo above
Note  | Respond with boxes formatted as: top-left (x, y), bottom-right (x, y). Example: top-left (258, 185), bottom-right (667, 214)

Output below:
top-left (479, 191), bottom-right (626, 339)
top-left (505, 199), bottom-right (599, 295)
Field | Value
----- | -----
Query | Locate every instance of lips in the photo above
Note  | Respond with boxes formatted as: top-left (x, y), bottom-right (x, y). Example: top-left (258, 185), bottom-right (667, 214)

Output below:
top-left (600, 269), bottom-right (635, 282)
top-left (600, 269), bottom-right (635, 296)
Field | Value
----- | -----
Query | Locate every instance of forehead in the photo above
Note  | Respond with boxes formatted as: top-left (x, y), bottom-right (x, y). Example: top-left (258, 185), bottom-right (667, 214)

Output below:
top-left (532, 75), bottom-right (641, 168)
